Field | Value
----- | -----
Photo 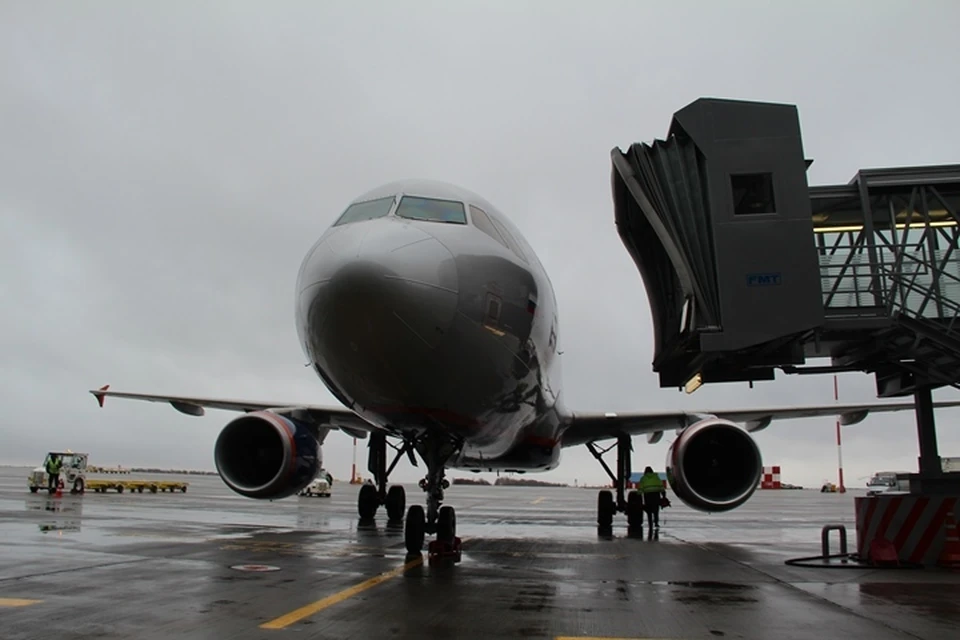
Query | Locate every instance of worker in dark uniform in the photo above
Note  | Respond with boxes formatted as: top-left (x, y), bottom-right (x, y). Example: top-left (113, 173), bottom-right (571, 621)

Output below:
top-left (638, 466), bottom-right (666, 530)
top-left (45, 454), bottom-right (62, 494)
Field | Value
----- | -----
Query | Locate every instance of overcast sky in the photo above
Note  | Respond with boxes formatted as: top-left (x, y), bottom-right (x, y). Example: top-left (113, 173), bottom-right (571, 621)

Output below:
top-left (2, 2), bottom-right (959, 490)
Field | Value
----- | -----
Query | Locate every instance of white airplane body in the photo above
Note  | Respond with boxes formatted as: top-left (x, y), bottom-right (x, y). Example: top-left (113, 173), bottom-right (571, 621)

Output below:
top-left (93, 179), bottom-right (960, 553)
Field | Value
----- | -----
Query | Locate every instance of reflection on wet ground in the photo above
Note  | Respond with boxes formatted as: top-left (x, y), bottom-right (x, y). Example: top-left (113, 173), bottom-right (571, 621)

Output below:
top-left (1, 467), bottom-right (958, 639)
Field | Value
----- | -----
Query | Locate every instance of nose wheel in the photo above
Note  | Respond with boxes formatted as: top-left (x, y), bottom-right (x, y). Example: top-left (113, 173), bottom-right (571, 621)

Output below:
top-left (405, 502), bottom-right (460, 560)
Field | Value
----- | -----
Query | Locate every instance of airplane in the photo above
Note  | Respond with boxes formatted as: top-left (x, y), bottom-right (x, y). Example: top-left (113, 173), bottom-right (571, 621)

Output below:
top-left (90, 179), bottom-right (960, 555)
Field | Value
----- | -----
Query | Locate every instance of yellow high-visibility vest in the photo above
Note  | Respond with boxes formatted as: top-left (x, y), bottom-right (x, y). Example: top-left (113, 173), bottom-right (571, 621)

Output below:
top-left (639, 473), bottom-right (663, 494)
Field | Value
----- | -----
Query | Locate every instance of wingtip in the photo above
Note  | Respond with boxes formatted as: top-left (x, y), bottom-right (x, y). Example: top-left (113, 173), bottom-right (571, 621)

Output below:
top-left (91, 384), bottom-right (110, 407)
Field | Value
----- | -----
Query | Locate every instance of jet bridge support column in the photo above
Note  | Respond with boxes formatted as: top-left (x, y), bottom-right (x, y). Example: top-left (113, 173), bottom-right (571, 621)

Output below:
top-left (854, 380), bottom-right (960, 567)
top-left (914, 386), bottom-right (943, 480)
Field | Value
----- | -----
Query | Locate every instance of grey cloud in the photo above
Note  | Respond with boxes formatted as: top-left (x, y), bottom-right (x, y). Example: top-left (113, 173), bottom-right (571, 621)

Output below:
top-left (2, 2), bottom-right (958, 488)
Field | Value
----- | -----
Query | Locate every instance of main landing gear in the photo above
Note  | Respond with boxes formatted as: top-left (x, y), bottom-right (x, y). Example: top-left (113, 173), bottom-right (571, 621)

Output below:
top-left (357, 431), bottom-right (462, 559)
top-left (357, 432), bottom-right (413, 523)
top-left (586, 434), bottom-right (646, 537)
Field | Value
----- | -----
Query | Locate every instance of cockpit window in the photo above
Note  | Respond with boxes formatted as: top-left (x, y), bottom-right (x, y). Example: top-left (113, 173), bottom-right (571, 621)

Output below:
top-left (333, 196), bottom-right (395, 226)
top-left (469, 205), bottom-right (527, 261)
top-left (469, 206), bottom-right (506, 244)
top-left (395, 196), bottom-right (467, 224)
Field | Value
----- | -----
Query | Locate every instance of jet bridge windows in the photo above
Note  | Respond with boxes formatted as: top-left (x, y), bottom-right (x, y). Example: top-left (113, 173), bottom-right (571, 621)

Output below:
top-left (333, 196), bottom-right (396, 226)
top-left (395, 196), bottom-right (467, 224)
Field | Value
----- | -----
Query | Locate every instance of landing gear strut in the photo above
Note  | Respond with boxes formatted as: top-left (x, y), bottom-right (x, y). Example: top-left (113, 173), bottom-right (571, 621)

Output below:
top-left (587, 434), bottom-right (645, 537)
top-left (358, 432), bottom-right (416, 523)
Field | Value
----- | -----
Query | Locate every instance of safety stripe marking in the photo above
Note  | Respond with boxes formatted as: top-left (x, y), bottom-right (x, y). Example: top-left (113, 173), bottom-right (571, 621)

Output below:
top-left (259, 556), bottom-right (423, 629)
top-left (0, 598), bottom-right (43, 607)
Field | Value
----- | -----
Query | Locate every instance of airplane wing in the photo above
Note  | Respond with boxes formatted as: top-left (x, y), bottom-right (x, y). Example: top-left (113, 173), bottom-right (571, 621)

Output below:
top-left (560, 400), bottom-right (960, 447)
top-left (88, 385), bottom-right (378, 439)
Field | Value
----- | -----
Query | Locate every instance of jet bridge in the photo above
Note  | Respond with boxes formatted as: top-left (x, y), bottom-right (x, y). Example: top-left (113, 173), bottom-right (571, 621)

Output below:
top-left (612, 97), bottom-right (960, 493)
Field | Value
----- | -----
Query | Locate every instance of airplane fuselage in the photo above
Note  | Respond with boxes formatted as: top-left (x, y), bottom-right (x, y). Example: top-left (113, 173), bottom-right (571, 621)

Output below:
top-left (295, 180), bottom-right (565, 471)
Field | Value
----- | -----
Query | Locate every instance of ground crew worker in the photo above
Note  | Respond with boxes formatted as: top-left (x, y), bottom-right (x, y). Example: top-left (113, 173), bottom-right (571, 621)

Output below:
top-left (45, 454), bottom-right (62, 493)
top-left (638, 466), bottom-right (666, 529)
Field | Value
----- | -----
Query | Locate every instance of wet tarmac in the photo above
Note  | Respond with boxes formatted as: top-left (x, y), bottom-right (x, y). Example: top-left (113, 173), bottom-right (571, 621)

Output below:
top-left (1, 466), bottom-right (958, 639)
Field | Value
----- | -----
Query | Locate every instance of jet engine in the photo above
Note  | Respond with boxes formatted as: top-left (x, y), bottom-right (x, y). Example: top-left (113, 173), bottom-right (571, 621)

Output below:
top-left (665, 417), bottom-right (762, 512)
top-left (213, 411), bottom-right (321, 500)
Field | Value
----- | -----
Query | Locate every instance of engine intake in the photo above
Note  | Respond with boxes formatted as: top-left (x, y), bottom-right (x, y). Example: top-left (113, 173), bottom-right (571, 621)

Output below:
top-left (666, 417), bottom-right (762, 512)
top-left (214, 411), bottom-right (321, 499)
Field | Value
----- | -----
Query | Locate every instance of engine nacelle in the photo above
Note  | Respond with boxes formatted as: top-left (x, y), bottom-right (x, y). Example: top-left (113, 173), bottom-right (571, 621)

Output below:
top-left (214, 411), bottom-right (321, 500)
top-left (665, 417), bottom-right (762, 512)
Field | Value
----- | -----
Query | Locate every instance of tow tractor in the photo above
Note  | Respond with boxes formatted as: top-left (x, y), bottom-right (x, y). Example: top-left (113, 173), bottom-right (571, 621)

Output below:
top-left (299, 470), bottom-right (333, 497)
top-left (27, 452), bottom-right (189, 495)
top-left (28, 451), bottom-right (89, 494)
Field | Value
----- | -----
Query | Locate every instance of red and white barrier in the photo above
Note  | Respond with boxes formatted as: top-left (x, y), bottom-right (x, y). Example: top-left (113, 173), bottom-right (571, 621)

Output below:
top-left (760, 466), bottom-right (781, 489)
top-left (855, 495), bottom-right (960, 565)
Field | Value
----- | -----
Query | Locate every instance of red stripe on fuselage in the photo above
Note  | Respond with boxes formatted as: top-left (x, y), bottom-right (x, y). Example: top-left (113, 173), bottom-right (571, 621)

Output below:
top-left (522, 435), bottom-right (558, 448)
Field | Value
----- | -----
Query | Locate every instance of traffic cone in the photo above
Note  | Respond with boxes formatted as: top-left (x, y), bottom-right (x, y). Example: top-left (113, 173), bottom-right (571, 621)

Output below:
top-left (55, 479), bottom-right (63, 498)
top-left (938, 510), bottom-right (960, 569)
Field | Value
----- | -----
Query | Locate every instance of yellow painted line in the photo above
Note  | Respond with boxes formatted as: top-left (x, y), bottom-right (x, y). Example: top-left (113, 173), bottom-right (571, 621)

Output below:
top-left (531, 496), bottom-right (545, 505)
top-left (260, 556), bottom-right (423, 629)
top-left (0, 598), bottom-right (43, 607)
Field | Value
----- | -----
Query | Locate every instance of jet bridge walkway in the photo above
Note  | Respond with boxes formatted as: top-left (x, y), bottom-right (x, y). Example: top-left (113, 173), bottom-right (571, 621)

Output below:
top-left (611, 97), bottom-right (960, 490)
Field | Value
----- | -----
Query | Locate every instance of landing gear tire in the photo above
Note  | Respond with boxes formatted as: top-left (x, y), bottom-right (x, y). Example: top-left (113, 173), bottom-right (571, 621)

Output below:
top-left (626, 491), bottom-right (644, 537)
top-left (358, 483), bottom-right (379, 520)
top-left (386, 485), bottom-right (406, 522)
top-left (597, 490), bottom-right (614, 535)
top-left (404, 505), bottom-right (425, 554)
top-left (437, 505), bottom-right (456, 543)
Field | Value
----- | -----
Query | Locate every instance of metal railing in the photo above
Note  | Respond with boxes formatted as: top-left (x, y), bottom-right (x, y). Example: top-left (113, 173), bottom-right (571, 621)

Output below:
top-left (819, 239), bottom-right (960, 333)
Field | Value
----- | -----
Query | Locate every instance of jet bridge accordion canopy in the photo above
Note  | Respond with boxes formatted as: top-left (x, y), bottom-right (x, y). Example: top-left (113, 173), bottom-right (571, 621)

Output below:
top-left (611, 98), bottom-right (825, 388)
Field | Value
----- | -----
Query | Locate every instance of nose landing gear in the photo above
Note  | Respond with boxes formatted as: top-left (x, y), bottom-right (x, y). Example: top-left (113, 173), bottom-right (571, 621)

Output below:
top-left (357, 429), bottom-right (462, 560)
top-left (403, 433), bottom-right (461, 559)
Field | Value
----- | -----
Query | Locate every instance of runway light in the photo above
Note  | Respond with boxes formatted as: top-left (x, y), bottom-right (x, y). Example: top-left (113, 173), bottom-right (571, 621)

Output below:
top-left (684, 373), bottom-right (703, 394)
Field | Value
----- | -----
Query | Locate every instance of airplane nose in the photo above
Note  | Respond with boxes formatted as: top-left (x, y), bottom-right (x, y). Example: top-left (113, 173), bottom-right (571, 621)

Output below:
top-left (299, 221), bottom-right (460, 403)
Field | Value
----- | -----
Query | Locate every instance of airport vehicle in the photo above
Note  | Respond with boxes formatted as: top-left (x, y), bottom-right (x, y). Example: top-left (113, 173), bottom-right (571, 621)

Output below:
top-left (299, 470), bottom-right (333, 497)
top-left (90, 179), bottom-right (960, 555)
top-left (28, 451), bottom-right (88, 494)
top-left (865, 471), bottom-right (912, 496)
